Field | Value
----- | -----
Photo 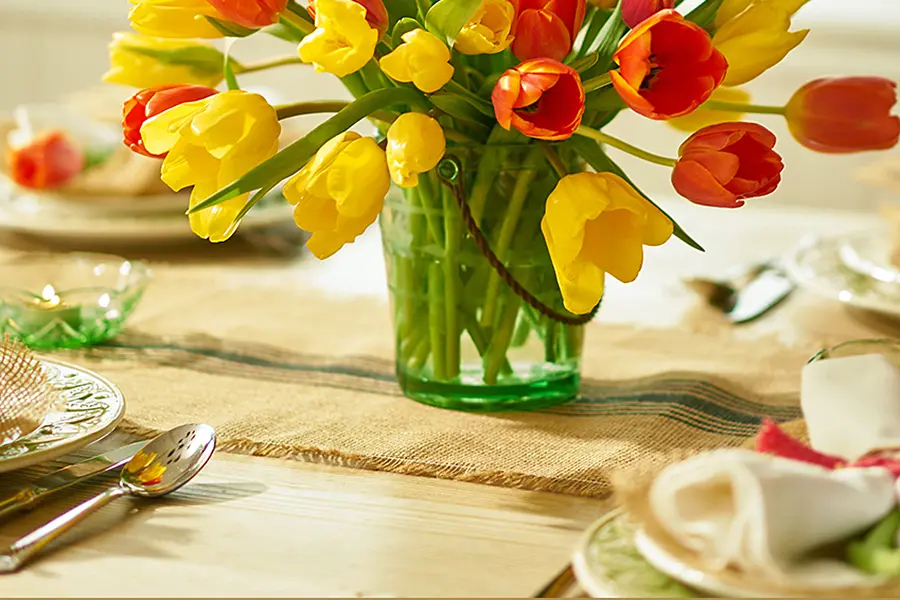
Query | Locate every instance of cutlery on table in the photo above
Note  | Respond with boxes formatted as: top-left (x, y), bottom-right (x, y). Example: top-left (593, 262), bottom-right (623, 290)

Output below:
top-left (0, 441), bottom-right (147, 521)
top-left (0, 423), bottom-right (215, 573)
top-left (684, 260), bottom-right (795, 324)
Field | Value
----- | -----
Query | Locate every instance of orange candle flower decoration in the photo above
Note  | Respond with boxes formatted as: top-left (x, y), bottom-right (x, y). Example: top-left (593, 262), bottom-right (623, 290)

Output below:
top-left (610, 9), bottom-right (727, 120)
top-left (206, 0), bottom-right (288, 28)
top-left (512, 0), bottom-right (585, 61)
top-left (122, 84), bottom-right (219, 158)
top-left (492, 58), bottom-right (585, 140)
top-left (671, 122), bottom-right (783, 208)
top-left (785, 76), bottom-right (900, 153)
top-left (7, 132), bottom-right (84, 190)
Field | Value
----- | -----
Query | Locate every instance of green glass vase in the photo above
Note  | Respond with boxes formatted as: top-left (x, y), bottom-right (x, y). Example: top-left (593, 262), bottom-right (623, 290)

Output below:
top-left (380, 142), bottom-right (588, 412)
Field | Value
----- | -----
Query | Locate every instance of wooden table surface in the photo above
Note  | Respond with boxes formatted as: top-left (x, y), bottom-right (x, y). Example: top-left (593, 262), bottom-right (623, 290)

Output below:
top-left (0, 200), bottom-right (891, 597)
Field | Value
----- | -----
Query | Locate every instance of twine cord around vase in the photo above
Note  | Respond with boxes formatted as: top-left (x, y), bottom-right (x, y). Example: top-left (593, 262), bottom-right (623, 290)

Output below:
top-left (437, 155), bottom-right (601, 326)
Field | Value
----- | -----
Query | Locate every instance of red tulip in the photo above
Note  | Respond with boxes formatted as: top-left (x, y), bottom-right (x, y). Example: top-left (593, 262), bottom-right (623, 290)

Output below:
top-left (307, 0), bottom-right (389, 35)
top-left (785, 77), bottom-right (900, 153)
top-left (6, 131), bottom-right (84, 190)
top-left (671, 122), bottom-right (783, 208)
top-left (123, 84), bottom-right (218, 158)
top-left (610, 9), bottom-right (727, 120)
top-left (621, 0), bottom-right (674, 28)
top-left (492, 58), bottom-right (585, 141)
top-left (205, 0), bottom-right (288, 28)
top-left (512, 0), bottom-right (586, 61)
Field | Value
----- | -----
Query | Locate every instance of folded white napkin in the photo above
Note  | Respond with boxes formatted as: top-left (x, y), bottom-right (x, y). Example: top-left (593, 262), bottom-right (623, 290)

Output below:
top-left (802, 353), bottom-right (900, 461)
top-left (649, 449), bottom-right (895, 586)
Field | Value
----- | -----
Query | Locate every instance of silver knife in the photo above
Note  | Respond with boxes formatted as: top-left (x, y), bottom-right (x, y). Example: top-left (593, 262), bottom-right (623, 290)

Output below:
top-left (727, 263), bottom-right (796, 324)
top-left (0, 441), bottom-right (146, 521)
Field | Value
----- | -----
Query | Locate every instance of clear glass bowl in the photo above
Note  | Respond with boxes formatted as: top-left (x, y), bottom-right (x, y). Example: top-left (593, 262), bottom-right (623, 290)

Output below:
top-left (0, 252), bottom-right (151, 349)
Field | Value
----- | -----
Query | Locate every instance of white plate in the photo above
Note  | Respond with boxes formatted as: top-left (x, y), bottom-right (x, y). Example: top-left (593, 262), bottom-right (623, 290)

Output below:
top-left (784, 233), bottom-right (900, 318)
top-left (0, 191), bottom-right (295, 245)
top-left (0, 357), bottom-right (125, 473)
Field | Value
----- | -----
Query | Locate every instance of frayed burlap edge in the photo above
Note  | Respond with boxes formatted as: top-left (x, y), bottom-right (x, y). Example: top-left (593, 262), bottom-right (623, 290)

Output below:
top-left (119, 419), bottom-right (615, 498)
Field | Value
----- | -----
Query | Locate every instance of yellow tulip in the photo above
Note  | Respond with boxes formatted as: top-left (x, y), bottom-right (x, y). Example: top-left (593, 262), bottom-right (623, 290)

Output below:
top-left (455, 0), bottom-right (516, 55)
top-left (385, 114), bottom-right (446, 188)
top-left (283, 132), bottom-right (390, 259)
top-left (541, 172), bottom-right (673, 314)
top-left (128, 0), bottom-right (227, 38)
top-left (140, 91), bottom-right (281, 242)
top-left (715, 0), bottom-right (809, 28)
top-left (667, 87), bottom-right (752, 133)
top-left (103, 32), bottom-right (224, 88)
top-left (380, 30), bottom-right (454, 93)
top-left (713, 1), bottom-right (809, 87)
top-left (298, 0), bottom-right (379, 77)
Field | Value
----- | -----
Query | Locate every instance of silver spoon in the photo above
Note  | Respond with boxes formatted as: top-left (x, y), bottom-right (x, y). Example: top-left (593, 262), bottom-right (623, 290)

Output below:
top-left (0, 423), bottom-right (216, 573)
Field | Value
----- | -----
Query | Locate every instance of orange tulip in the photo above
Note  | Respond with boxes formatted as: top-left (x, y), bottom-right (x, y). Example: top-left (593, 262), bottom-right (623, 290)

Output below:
top-left (7, 131), bottom-right (84, 190)
top-left (621, 0), bottom-right (673, 28)
top-left (785, 77), bottom-right (900, 153)
top-left (205, 0), bottom-right (288, 28)
top-left (307, 0), bottom-right (389, 34)
top-left (671, 122), bottom-right (783, 208)
top-left (492, 58), bottom-right (585, 140)
top-left (611, 9), bottom-right (727, 120)
top-left (512, 0), bottom-right (585, 61)
top-left (123, 85), bottom-right (218, 158)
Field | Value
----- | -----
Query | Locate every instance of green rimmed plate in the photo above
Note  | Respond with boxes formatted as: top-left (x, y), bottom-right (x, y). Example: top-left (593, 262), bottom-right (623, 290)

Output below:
top-left (0, 357), bottom-right (125, 473)
top-left (572, 509), bottom-right (700, 598)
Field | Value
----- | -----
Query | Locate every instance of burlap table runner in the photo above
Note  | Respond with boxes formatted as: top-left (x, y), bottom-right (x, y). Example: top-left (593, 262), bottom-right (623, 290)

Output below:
top-left (44, 261), bottom-right (825, 498)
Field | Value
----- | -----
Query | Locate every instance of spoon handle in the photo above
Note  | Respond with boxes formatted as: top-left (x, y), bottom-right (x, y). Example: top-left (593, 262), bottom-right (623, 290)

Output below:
top-left (0, 485), bottom-right (128, 573)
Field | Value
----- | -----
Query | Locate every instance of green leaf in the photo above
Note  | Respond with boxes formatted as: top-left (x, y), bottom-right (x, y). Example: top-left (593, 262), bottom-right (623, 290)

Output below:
top-left (391, 17), bottom-right (422, 47)
top-left (442, 80), bottom-right (495, 117)
top-left (189, 87), bottom-right (430, 214)
top-left (428, 92), bottom-right (491, 129)
top-left (686, 0), bottom-right (726, 31)
top-left (263, 21), bottom-right (305, 43)
top-left (580, 2), bottom-right (626, 78)
top-left (568, 53), bottom-right (599, 73)
top-left (205, 16), bottom-right (258, 37)
top-left (568, 136), bottom-right (705, 252)
top-left (570, 6), bottom-right (611, 60)
top-left (415, 0), bottom-right (433, 21)
top-left (424, 0), bottom-right (482, 46)
top-left (125, 44), bottom-right (225, 74)
top-left (584, 86), bottom-right (625, 111)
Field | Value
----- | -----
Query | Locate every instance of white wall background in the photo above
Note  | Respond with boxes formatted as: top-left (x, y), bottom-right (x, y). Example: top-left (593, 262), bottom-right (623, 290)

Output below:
top-left (1, 0), bottom-right (899, 210)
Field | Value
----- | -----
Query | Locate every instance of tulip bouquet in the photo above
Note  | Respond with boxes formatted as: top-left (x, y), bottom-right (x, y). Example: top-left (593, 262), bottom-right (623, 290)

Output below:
top-left (107, 0), bottom-right (899, 411)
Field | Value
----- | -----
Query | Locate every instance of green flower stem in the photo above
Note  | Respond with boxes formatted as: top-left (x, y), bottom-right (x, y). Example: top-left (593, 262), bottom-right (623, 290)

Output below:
top-left (440, 175), bottom-right (462, 378)
top-left (467, 126), bottom-right (518, 224)
top-left (540, 143), bottom-right (569, 179)
top-left (479, 147), bottom-right (543, 330)
top-left (483, 273), bottom-right (531, 384)
top-left (510, 315), bottom-right (531, 348)
top-left (274, 101), bottom-right (349, 119)
top-left (575, 125), bottom-right (677, 167)
top-left (544, 320), bottom-right (558, 362)
top-left (462, 313), bottom-right (513, 376)
top-left (704, 100), bottom-right (787, 115)
top-left (413, 173), bottom-right (445, 248)
top-left (582, 72), bottom-right (612, 93)
top-left (281, 6), bottom-right (315, 34)
top-left (427, 263), bottom-right (448, 380)
top-left (238, 56), bottom-right (306, 73)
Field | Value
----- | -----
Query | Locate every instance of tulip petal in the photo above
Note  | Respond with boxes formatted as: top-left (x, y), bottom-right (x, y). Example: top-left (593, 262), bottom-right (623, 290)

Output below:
top-left (582, 209), bottom-right (644, 283)
top-left (512, 9), bottom-right (572, 61)
top-left (672, 160), bottom-right (741, 208)
top-left (140, 98), bottom-right (209, 155)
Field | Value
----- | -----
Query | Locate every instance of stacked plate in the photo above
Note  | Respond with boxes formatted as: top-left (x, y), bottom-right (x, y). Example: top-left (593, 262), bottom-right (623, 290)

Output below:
top-left (0, 356), bottom-right (125, 473)
top-left (784, 230), bottom-right (900, 319)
